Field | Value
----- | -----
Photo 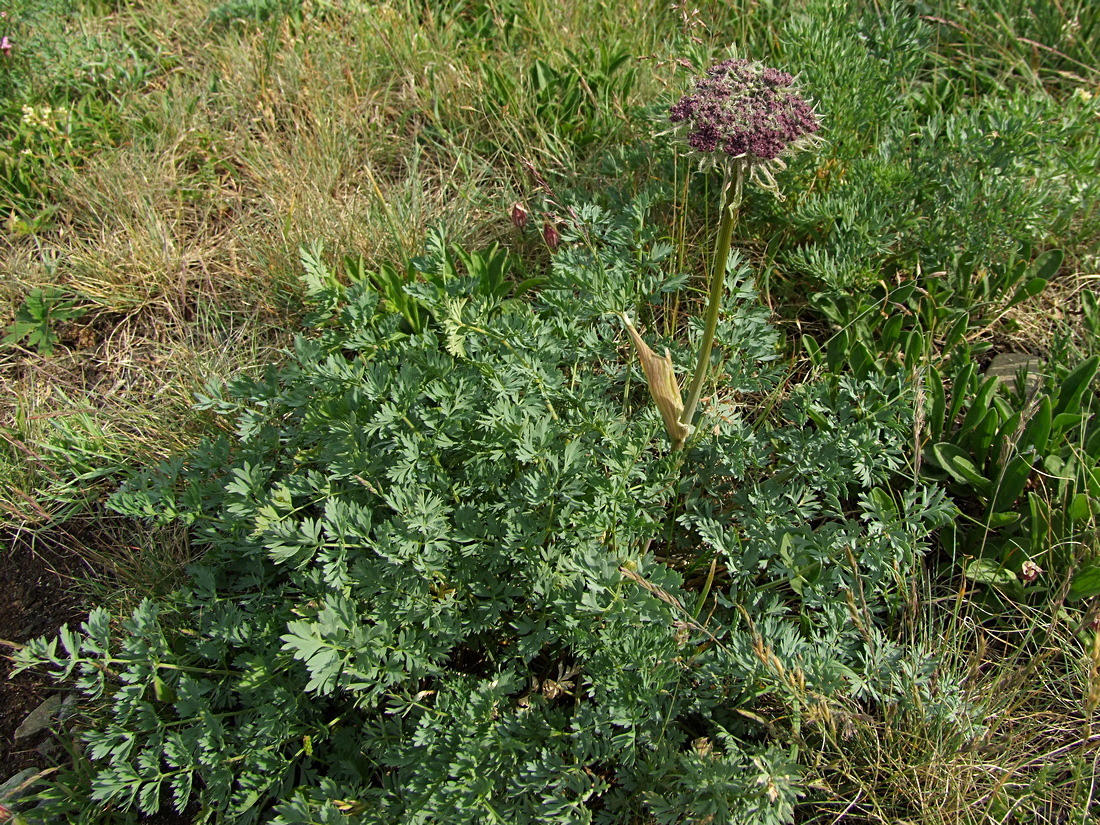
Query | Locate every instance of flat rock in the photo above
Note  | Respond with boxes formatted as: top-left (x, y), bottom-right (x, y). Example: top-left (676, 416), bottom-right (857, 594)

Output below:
top-left (0, 768), bottom-right (40, 800)
top-left (985, 352), bottom-right (1044, 395)
top-left (13, 695), bottom-right (61, 741)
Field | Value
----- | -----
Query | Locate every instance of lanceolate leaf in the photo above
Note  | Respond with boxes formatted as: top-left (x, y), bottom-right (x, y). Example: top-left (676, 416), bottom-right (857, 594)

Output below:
top-left (931, 442), bottom-right (992, 495)
top-left (1069, 564), bottom-right (1100, 601)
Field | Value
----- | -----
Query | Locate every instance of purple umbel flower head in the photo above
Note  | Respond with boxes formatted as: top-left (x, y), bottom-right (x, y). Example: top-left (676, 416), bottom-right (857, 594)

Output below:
top-left (670, 58), bottom-right (821, 185)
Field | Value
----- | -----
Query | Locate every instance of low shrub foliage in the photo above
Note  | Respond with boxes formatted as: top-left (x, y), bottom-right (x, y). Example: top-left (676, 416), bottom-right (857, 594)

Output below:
top-left (17, 194), bottom-right (957, 824)
top-left (7, 1), bottom-right (1100, 823)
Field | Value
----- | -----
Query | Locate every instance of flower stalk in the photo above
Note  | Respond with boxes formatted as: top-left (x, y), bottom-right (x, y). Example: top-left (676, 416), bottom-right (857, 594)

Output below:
top-left (679, 161), bottom-right (745, 435)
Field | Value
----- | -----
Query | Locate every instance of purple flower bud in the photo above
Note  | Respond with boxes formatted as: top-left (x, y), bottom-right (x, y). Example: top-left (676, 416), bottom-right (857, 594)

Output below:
top-left (670, 58), bottom-right (820, 164)
top-left (511, 202), bottom-right (529, 229)
top-left (543, 219), bottom-right (561, 252)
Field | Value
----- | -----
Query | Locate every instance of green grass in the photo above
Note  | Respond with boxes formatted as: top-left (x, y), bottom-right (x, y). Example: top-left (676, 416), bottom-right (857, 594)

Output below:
top-left (2, 0), bottom-right (1100, 821)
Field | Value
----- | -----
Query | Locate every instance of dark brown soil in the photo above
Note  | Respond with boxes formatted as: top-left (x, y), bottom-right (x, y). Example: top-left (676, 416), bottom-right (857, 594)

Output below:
top-left (1, 525), bottom-right (194, 823)
top-left (0, 526), bottom-right (91, 780)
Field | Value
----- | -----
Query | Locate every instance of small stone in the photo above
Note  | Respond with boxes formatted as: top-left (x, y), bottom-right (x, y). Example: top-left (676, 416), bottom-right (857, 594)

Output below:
top-left (985, 352), bottom-right (1044, 395)
top-left (0, 769), bottom-right (40, 800)
top-left (13, 695), bottom-right (61, 741)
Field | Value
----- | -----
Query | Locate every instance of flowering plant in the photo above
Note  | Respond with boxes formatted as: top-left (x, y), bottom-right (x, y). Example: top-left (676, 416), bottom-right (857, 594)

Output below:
top-left (628, 58), bottom-right (821, 449)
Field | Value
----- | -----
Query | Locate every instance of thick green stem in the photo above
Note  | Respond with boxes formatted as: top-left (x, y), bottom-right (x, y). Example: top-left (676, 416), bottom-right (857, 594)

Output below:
top-left (679, 163), bottom-right (744, 442)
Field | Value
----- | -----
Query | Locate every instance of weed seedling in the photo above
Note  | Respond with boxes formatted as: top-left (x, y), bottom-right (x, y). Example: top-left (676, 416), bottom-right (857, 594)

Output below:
top-left (2, 287), bottom-right (87, 356)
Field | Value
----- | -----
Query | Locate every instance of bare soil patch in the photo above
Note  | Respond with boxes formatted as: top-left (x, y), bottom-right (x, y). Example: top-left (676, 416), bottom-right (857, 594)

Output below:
top-left (0, 526), bottom-right (91, 780)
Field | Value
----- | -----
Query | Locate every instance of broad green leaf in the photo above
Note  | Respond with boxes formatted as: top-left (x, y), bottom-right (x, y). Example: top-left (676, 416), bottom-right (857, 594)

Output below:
top-left (1069, 564), bottom-right (1100, 601)
top-left (1068, 492), bottom-right (1092, 524)
top-left (984, 511), bottom-right (1020, 529)
top-left (964, 558), bottom-right (1017, 586)
top-left (903, 329), bottom-right (926, 369)
top-left (946, 363), bottom-right (977, 427)
top-left (803, 334), bottom-right (824, 367)
top-left (941, 312), bottom-right (969, 354)
top-left (991, 454), bottom-right (1033, 513)
top-left (881, 314), bottom-right (903, 350)
top-left (890, 282), bottom-right (918, 305)
top-left (1028, 492), bottom-right (1052, 557)
top-left (931, 442), bottom-right (992, 494)
top-left (849, 339), bottom-right (873, 380)
top-left (826, 328), bottom-right (849, 373)
top-left (927, 364), bottom-right (946, 441)
top-left (957, 376), bottom-right (999, 439)
top-left (966, 406), bottom-right (1002, 467)
top-left (1052, 356), bottom-right (1099, 419)
top-left (1020, 395), bottom-right (1051, 455)
top-left (991, 409), bottom-right (1023, 463)
top-left (1030, 249), bottom-right (1063, 281)
top-left (1006, 276), bottom-right (1049, 310)
top-left (1052, 412), bottom-right (1085, 437)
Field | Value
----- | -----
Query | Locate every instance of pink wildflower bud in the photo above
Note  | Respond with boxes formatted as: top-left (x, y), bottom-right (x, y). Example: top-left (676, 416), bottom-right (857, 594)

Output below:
top-left (543, 219), bottom-right (561, 252)
top-left (1021, 560), bottom-right (1043, 583)
top-left (511, 202), bottom-right (529, 229)
top-left (0, 37), bottom-right (11, 58)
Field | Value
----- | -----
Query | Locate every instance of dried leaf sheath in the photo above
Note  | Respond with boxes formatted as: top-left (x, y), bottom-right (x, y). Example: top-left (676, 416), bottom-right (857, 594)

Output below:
top-left (622, 313), bottom-right (693, 450)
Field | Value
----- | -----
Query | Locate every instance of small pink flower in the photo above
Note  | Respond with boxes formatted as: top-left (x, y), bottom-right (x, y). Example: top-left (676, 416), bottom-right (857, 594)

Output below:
top-left (542, 219), bottom-right (561, 252)
top-left (0, 37), bottom-right (12, 58)
top-left (510, 202), bottom-right (529, 229)
top-left (1021, 560), bottom-right (1043, 583)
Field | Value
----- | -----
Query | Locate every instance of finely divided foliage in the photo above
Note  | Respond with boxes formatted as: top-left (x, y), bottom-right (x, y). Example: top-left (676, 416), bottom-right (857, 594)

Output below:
top-left (16, 195), bottom-right (954, 823)
top-left (9, 0), bottom-right (1098, 822)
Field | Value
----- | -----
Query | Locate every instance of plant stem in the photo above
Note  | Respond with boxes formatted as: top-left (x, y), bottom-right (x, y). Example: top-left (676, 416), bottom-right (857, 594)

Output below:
top-left (679, 162), bottom-right (745, 440)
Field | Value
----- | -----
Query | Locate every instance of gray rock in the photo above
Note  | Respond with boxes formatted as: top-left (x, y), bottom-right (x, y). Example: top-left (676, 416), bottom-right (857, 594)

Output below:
top-left (985, 352), bottom-right (1044, 395)
top-left (0, 768), bottom-right (40, 800)
top-left (13, 695), bottom-right (61, 741)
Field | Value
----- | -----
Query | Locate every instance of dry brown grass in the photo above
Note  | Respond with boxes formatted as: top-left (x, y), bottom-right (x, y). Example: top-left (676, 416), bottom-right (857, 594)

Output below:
top-left (799, 585), bottom-right (1100, 824)
top-left (2, 0), bottom-right (682, 523)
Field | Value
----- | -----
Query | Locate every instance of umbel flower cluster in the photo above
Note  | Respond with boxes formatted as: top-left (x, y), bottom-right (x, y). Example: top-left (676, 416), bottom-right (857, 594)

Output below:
top-left (670, 58), bottom-right (821, 167)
